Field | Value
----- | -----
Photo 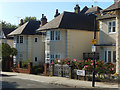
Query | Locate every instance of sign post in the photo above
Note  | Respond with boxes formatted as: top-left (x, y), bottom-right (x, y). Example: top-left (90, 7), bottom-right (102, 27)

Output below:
top-left (92, 39), bottom-right (96, 87)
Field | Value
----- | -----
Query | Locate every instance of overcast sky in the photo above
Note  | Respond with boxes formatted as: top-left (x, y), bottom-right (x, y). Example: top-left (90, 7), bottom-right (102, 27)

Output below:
top-left (0, 1), bottom-right (114, 26)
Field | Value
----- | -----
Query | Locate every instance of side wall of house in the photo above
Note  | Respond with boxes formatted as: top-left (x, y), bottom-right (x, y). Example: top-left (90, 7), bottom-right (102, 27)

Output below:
top-left (15, 35), bottom-right (45, 66)
top-left (48, 30), bottom-right (66, 59)
top-left (67, 30), bottom-right (99, 60)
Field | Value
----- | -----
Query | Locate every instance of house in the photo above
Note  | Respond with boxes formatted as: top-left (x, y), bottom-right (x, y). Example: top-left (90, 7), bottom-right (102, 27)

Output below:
top-left (8, 15), bottom-right (47, 66)
top-left (97, 0), bottom-right (120, 74)
top-left (37, 5), bottom-right (100, 65)
top-left (0, 26), bottom-right (15, 48)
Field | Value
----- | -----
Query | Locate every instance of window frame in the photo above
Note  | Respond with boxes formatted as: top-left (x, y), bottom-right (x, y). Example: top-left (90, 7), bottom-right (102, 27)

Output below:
top-left (50, 30), bottom-right (61, 41)
top-left (104, 50), bottom-right (116, 63)
top-left (108, 20), bottom-right (116, 34)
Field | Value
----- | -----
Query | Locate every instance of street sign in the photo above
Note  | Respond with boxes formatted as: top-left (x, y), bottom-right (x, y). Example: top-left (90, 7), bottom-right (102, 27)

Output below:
top-left (92, 46), bottom-right (96, 52)
top-left (92, 39), bottom-right (96, 44)
top-left (77, 70), bottom-right (85, 76)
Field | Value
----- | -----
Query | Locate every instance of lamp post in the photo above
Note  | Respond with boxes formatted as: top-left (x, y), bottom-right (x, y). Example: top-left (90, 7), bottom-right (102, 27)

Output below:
top-left (92, 15), bottom-right (97, 87)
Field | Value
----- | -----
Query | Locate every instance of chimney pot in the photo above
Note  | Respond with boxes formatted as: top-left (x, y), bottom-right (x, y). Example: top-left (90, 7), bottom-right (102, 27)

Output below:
top-left (54, 9), bottom-right (60, 18)
top-left (40, 14), bottom-right (47, 26)
top-left (20, 19), bottom-right (23, 26)
top-left (74, 4), bottom-right (80, 13)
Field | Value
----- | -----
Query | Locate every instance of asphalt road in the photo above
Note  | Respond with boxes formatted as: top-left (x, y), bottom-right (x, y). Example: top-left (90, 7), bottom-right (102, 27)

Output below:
top-left (1, 74), bottom-right (69, 89)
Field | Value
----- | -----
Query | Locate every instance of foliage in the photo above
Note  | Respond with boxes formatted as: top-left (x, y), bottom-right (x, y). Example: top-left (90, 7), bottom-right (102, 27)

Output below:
top-left (1, 21), bottom-right (17, 29)
top-left (22, 59), bottom-right (31, 68)
top-left (2, 43), bottom-right (17, 60)
top-left (11, 48), bottom-right (17, 56)
top-left (23, 16), bottom-right (38, 24)
top-left (32, 65), bottom-right (44, 74)
top-left (2, 43), bottom-right (12, 58)
top-left (52, 58), bottom-right (116, 75)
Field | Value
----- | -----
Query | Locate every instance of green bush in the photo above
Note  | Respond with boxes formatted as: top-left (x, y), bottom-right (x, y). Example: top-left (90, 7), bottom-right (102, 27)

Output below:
top-left (22, 59), bottom-right (31, 69)
top-left (32, 65), bottom-right (44, 74)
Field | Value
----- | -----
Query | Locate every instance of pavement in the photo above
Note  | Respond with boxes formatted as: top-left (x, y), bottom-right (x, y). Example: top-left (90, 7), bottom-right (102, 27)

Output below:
top-left (1, 72), bottom-right (119, 89)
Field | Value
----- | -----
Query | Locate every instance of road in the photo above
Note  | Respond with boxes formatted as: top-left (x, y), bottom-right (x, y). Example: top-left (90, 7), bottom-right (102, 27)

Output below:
top-left (1, 74), bottom-right (69, 89)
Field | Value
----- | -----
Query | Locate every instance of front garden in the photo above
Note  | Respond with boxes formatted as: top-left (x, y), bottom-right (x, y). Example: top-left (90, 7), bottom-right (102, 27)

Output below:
top-left (51, 58), bottom-right (119, 83)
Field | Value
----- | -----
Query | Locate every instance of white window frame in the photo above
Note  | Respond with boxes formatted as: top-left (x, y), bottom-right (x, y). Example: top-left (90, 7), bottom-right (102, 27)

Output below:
top-left (104, 49), bottom-right (116, 63)
top-left (20, 36), bottom-right (24, 43)
top-left (108, 20), bottom-right (116, 34)
top-left (50, 30), bottom-right (61, 41)
top-left (46, 31), bottom-right (50, 41)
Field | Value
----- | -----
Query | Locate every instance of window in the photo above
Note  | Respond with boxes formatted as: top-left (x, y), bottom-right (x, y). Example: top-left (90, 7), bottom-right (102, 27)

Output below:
top-left (46, 31), bottom-right (50, 41)
top-left (50, 31), bottom-right (54, 40)
top-left (19, 54), bottom-right (23, 60)
top-left (20, 36), bottom-right (24, 43)
top-left (17, 36), bottom-right (19, 43)
top-left (108, 21), bottom-right (116, 33)
top-left (55, 31), bottom-right (60, 40)
top-left (104, 50), bottom-right (116, 63)
top-left (55, 54), bottom-right (60, 59)
top-left (105, 51), bottom-right (107, 62)
top-left (35, 57), bottom-right (37, 62)
top-left (113, 51), bottom-right (116, 63)
top-left (35, 37), bottom-right (38, 42)
top-left (108, 51), bottom-right (111, 62)
top-left (50, 31), bottom-right (61, 41)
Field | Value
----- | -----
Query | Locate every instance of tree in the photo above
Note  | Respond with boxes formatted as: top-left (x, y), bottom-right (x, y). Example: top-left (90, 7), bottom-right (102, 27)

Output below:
top-left (1, 21), bottom-right (17, 29)
top-left (2, 43), bottom-right (17, 60)
top-left (23, 16), bottom-right (37, 23)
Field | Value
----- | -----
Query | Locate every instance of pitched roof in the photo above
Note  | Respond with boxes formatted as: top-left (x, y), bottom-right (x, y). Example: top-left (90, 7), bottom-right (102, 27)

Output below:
top-left (80, 6), bottom-right (89, 13)
top-left (8, 21), bottom-right (41, 36)
top-left (85, 6), bottom-right (102, 14)
top-left (37, 11), bottom-right (97, 31)
top-left (2, 28), bottom-right (15, 39)
top-left (103, 1), bottom-right (120, 12)
top-left (97, 14), bottom-right (116, 20)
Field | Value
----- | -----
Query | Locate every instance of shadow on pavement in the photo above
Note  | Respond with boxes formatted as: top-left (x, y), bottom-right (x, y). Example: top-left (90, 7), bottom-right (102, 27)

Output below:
top-left (0, 74), bottom-right (16, 77)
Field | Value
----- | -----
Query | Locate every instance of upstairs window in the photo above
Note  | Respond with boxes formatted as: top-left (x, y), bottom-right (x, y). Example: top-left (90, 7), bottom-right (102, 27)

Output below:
top-left (108, 21), bottom-right (116, 33)
top-left (17, 36), bottom-right (19, 43)
top-left (20, 36), bottom-right (24, 43)
top-left (50, 31), bottom-right (54, 40)
top-left (50, 30), bottom-right (61, 41)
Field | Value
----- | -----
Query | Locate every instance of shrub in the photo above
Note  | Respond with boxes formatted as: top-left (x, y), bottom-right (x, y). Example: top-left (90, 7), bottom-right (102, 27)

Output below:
top-left (32, 65), bottom-right (44, 74)
top-left (22, 59), bottom-right (31, 69)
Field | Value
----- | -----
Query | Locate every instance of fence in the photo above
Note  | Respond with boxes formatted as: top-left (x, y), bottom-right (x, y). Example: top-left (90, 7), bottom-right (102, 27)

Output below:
top-left (10, 61), bottom-right (33, 74)
top-left (53, 64), bottom-right (69, 77)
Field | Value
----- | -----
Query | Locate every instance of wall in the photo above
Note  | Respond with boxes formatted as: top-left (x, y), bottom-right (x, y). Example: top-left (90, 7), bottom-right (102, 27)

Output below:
top-left (47, 29), bottom-right (66, 59)
top-left (67, 29), bottom-right (98, 60)
top-left (99, 19), bottom-right (116, 45)
top-left (15, 35), bottom-right (45, 66)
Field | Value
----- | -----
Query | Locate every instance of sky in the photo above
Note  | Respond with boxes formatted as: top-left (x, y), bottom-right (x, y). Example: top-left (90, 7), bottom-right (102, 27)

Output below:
top-left (0, 1), bottom-right (114, 26)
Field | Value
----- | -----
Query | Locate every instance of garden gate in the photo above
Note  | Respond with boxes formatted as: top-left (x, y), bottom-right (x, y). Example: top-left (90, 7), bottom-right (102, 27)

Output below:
top-left (54, 64), bottom-right (69, 77)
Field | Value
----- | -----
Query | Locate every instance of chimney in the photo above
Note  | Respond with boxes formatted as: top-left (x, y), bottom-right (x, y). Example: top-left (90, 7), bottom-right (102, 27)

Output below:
top-left (54, 9), bottom-right (60, 18)
top-left (40, 14), bottom-right (47, 26)
top-left (74, 4), bottom-right (80, 14)
top-left (19, 19), bottom-right (23, 26)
